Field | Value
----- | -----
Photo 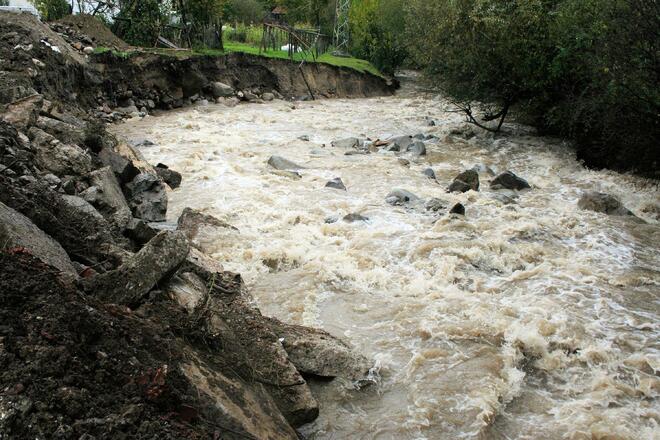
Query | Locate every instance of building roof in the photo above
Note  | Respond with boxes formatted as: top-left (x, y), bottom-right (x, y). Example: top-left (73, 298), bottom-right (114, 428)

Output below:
top-left (271, 6), bottom-right (287, 15)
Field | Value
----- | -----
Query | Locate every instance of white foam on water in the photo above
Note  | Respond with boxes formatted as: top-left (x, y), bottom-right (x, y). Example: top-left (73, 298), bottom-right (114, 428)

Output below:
top-left (115, 79), bottom-right (660, 440)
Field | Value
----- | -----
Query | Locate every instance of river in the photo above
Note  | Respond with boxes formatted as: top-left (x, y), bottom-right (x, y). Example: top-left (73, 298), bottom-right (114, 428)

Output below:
top-left (114, 75), bottom-right (660, 440)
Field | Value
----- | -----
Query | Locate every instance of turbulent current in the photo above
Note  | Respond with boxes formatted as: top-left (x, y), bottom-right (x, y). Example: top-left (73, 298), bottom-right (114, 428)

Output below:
top-left (116, 76), bottom-right (660, 440)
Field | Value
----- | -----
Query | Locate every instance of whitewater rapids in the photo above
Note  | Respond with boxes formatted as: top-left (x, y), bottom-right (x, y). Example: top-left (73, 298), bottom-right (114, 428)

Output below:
top-left (115, 76), bottom-right (660, 440)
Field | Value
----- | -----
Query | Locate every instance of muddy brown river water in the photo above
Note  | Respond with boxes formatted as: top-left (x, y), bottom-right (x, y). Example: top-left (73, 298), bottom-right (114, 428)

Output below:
top-left (115, 76), bottom-right (660, 440)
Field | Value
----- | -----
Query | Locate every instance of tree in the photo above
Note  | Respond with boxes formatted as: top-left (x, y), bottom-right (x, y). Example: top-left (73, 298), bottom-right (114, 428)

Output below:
top-left (349, 0), bottom-right (407, 75)
top-left (31, 0), bottom-right (71, 20)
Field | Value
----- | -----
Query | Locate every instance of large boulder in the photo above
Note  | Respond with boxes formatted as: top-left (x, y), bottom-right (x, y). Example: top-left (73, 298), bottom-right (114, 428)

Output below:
top-left (83, 230), bottom-right (190, 305)
top-left (97, 145), bottom-right (140, 184)
top-left (267, 155), bottom-right (303, 171)
top-left (386, 188), bottom-right (419, 205)
top-left (35, 116), bottom-right (84, 145)
top-left (578, 191), bottom-right (633, 216)
top-left (177, 207), bottom-right (237, 253)
top-left (491, 171), bottom-right (530, 190)
top-left (155, 163), bottom-right (182, 189)
top-left (29, 127), bottom-right (92, 176)
top-left (125, 173), bottom-right (168, 222)
top-left (0, 175), bottom-right (118, 265)
top-left (384, 135), bottom-right (413, 152)
top-left (0, 201), bottom-right (75, 275)
top-left (81, 166), bottom-right (133, 228)
top-left (266, 319), bottom-right (373, 380)
top-left (448, 169), bottom-right (479, 193)
top-left (209, 81), bottom-right (235, 98)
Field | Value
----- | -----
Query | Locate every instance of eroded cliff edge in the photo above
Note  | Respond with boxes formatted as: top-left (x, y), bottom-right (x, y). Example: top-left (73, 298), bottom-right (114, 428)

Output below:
top-left (0, 11), bottom-right (386, 439)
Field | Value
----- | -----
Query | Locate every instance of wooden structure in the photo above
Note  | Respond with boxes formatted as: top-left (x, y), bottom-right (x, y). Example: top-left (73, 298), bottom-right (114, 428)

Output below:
top-left (259, 21), bottom-right (329, 61)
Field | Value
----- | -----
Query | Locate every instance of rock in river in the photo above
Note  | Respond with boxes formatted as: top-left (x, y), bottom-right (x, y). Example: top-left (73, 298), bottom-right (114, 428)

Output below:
top-left (268, 155), bottom-right (304, 171)
top-left (578, 191), bottom-right (633, 216)
top-left (449, 203), bottom-right (466, 215)
top-left (448, 169), bottom-right (479, 193)
top-left (491, 171), bottom-right (530, 190)
top-left (386, 189), bottom-right (419, 205)
top-left (325, 177), bottom-right (347, 191)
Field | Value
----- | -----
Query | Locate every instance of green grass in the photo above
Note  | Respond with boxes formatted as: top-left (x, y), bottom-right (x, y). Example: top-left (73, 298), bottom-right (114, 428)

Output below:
top-left (93, 43), bottom-right (383, 77)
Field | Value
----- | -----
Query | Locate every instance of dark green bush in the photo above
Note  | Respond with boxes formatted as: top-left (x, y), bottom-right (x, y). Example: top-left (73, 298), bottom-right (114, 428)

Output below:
top-left (405, 0), bottom-right (659, 176)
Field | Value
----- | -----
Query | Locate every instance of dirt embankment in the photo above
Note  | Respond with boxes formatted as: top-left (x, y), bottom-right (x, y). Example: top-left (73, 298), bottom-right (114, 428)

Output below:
top-left (0, 11), bottom-right (381, 440)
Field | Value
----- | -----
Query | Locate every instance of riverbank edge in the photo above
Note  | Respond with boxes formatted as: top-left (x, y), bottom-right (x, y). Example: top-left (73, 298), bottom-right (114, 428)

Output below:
top-left (0, 10), bottom-right (386, 439)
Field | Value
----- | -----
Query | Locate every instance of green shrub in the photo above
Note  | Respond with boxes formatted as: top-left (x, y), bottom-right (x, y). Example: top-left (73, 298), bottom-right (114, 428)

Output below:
top-left (405, 0), bottom-right (659, 175)
top-left (32, 0), bottom-right (71, 21)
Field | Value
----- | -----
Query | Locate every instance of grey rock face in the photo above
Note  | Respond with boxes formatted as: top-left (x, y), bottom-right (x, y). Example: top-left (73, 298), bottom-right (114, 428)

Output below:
top-left (491, 171), bottom-right (531, 190)
top-left (0, 201), bottom-right (75, 274)
top-left (384, 135), bottom-right (413, 152)
top-left (578, 191), bottom-right (633, 216)
top-left (448, 169), bottom-right (479, 193)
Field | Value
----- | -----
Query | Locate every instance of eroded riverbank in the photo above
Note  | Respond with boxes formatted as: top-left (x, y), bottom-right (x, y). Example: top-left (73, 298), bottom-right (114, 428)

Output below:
top-left (116, 77), bottom-right (660, 439)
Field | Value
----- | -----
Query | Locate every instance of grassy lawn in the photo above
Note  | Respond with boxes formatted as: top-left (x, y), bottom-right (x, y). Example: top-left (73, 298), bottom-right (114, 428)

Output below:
top-left (94, 43), bottom-right (383, 78)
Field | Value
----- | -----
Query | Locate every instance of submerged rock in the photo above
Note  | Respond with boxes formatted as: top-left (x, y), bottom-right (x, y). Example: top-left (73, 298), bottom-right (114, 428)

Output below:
top-left (267, 155), bottom-right (303, 171)
top-left (425, 198), bottom-right (446, 212)
top-left (578, 191), bottom-right (633, 216)
top-left (491, 171), bottom-right (530, 190)
top-left (343, 213), bottom-right (369, 223)
top-left (448, 169), bottom-right (479, 193)
top-left (325, 177), bottom-right (346, 191)
top-left (386, 189), bottom-right (419, 205)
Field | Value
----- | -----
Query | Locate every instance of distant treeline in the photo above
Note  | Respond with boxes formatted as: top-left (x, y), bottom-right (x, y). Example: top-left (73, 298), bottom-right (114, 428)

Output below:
top-left (352, 0), bottom-right (659, 176)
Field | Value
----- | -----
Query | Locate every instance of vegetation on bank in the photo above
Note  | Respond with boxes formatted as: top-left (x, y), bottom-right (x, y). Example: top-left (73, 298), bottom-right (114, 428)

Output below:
top-left (93, 45), bottom-right (383, 78)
